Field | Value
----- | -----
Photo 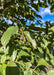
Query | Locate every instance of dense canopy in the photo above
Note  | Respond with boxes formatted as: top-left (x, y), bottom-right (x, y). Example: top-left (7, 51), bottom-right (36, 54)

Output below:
top-left (0, 0), bottom-right (54, 75)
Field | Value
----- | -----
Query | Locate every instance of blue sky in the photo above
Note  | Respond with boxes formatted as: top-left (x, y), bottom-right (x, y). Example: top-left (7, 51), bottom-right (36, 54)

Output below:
top-left (26, 4), bottom-right (54, 27)
top-left (4, 1), bottom-right (54, 26)
top-left (39, 6), bottom-right (54, 23)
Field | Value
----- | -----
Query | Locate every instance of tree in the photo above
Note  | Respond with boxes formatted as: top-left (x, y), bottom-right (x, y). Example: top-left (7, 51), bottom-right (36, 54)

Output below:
top-left (0, 0), bottom-right (54, 75)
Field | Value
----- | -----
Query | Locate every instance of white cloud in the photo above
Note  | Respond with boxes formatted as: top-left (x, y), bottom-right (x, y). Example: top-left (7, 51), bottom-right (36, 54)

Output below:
top-left (34, 0), bottom-right (44, 4)
top-left (34, 0), bottom-right (38, 4)
top-left (41, 20), bottom-right (45, 23)
top-left (50, 21), bottom-right (54, 23)
top-left (39, 6), bottom-right (54, 17)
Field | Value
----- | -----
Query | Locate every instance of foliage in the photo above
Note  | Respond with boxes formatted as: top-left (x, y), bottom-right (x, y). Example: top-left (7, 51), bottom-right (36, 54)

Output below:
top-left (0, 0), bottom-right (54, 75)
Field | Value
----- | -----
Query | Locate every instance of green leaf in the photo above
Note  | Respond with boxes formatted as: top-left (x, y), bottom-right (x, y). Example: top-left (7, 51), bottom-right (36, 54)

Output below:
top-left (42, 38), bottom-right (49, 47)
top-left (21, 46), bottom-right (31, 52)
top-left (19, 50), bottom-right (29, 56)
top-left (37, 58), bottom-right (52, 67)
top-left (0, 64), bottom-right (7, 75)
top-left (7, 62), bottom-right (17, 67)
top-left (47, 70), bottom-right (54, 75)
top-left (2, 64), bottom-right (7, 75)
top-left (31, 4), bottom-right (40, 11)
top-left (0, 48), bottom-right (4, 53)
top-left (4, 46), bottom-right (9, 54)
top-left (24, 70), bottom-right (33, 75)
top-left (17, 50), bottom-right (30, 60)
top-left (50, 3), bottom-right (54, 12)
top-left (1, 26), bottom-right (18, 46)
top-left (49, 26), bottom-right (54, 32)
top-left (11, 50), bottom-right (17, 61)
top-left (25, 62), bottom-right (32, 68)
top-left (38, 47), bottom-right (43, 53)
top-left (0, 65), bottom-right (3, 75)
top-left (1, 55), bottom-right (6, 63)
top-left (39, 2), bottom-right (48, 8)
top-left (24, 31), bottom-right (36, 49)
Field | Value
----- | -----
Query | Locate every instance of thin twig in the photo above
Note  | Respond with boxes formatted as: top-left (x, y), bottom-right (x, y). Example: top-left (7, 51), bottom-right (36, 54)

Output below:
top-left (9, 61), bottom-right (39, 75)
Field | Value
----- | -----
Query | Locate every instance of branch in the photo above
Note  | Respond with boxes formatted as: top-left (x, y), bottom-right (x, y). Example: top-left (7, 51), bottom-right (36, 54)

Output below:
top-left (25, 25), bottom-right (46, 32)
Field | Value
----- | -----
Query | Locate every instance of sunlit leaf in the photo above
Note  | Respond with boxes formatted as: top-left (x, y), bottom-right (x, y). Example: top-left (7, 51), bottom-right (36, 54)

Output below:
top-left (37, 58), bottom-right (52, 67)
top-left (24, 31), bottom-right (36, 49)
top-left (1, 26), bottom-right (18, 46)
top-left (49, 26), bottom-right (54, 32)
top-left (47, 70), bottom-right (54, 75)
top-left (11, 50), bottom-right (17, 61)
